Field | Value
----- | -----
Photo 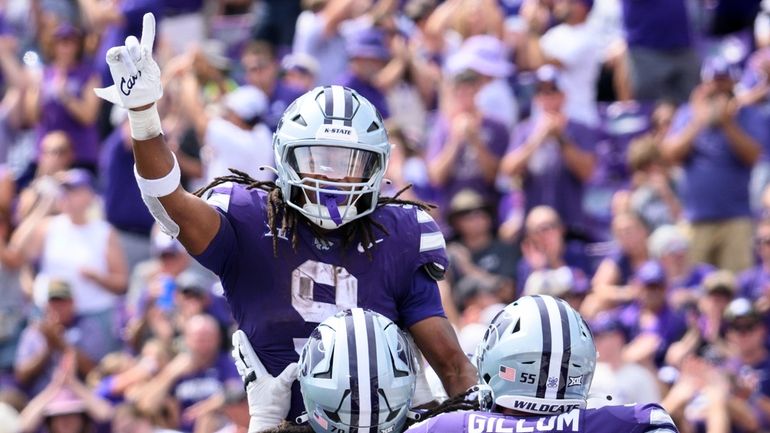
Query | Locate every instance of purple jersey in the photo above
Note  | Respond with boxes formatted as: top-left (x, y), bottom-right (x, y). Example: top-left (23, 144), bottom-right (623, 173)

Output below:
top-left (405, 404), bottom-right (678, 433)
top-left (193, 183), bottom-right (448, 419)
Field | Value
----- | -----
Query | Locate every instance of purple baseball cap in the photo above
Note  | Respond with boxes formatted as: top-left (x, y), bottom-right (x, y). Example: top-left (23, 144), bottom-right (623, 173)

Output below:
top-left (346, 27), bottom-right (391, 61)
top-left (60, 168), bottom-right (94, 190)
top-left (53, 23), bottom-right (82, 39)
top-left (701, 56), bottom-right (741, 82)
top-left (634, 260), bottom-right (666, 286)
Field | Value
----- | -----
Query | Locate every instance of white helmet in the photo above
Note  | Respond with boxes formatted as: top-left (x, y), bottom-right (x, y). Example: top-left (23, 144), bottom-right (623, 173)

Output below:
top-left (475, 295), bottom-right (596, 415)
top-left (298, 309), bottom-right (417, 433)
top-left (273, 85), bottom-right (390, 229)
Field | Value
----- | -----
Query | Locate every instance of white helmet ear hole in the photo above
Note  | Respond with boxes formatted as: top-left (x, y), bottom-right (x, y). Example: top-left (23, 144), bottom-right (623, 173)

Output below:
top-left (292, 114), bottom-right (307, 126)
top-left (367, 121), bottom-right (380, 132)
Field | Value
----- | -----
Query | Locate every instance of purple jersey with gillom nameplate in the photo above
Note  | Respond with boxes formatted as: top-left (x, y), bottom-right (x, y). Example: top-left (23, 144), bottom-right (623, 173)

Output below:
top-left (405, 404), bottom-right (678, 433)
top-left (193, 182), bottom-right (448, 420)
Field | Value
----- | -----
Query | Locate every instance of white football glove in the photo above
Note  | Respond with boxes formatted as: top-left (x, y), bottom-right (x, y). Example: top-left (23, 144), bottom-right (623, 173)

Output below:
top-left (94, 13), bottom-right (163, 109)
top-left (232, 330), bottom-right (298, 433)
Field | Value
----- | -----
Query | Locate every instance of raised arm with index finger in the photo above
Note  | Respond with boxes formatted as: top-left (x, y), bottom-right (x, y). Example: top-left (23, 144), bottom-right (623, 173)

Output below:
top-left (95, 12), bottom-right (479, 433)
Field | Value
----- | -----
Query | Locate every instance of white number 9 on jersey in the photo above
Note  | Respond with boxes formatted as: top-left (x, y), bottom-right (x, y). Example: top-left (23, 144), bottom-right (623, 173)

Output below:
top-left (291, 260), bottom-right (358, 355)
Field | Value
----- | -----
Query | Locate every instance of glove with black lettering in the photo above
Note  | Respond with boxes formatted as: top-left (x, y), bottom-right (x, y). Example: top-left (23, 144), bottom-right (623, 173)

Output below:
top-left (94, 13), bottom-right (163, 108)
top-left (232, 330), bottom-right (298, 433)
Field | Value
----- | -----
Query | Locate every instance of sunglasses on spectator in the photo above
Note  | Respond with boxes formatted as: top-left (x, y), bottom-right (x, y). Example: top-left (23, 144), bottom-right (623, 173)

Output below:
top-left (729, 321), bottom-right (759, 333)
top-left (756, 236), bottom-right (770, 246)
top-left (536, 85), bottom-right (561, 95)
top-left (245, 62), bottom-right (271, 72)
top-left (43, 146), bottom-right (70, 156)
top-left (531, 222), bottom-right (559, 234)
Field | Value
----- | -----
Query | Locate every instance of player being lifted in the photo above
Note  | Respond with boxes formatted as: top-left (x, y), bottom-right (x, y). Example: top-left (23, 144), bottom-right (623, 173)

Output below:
top-left (94, 13), bottom-right (477, 432)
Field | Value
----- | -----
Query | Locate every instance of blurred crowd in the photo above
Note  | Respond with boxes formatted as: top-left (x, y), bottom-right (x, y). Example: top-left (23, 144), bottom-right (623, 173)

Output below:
top-left (0, 0), bottom-right (769, 433)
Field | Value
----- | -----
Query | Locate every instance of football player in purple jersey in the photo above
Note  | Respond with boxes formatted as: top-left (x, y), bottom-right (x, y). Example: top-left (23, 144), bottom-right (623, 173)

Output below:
top-left (403, 295), bottom-right (680, 433)
top-left (94, 13), bottom-right (478, 432)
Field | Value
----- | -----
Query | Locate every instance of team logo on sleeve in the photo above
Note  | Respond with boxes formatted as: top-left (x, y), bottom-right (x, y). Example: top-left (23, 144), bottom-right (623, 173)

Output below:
top-left (568, 376), bottom-right (583, 386)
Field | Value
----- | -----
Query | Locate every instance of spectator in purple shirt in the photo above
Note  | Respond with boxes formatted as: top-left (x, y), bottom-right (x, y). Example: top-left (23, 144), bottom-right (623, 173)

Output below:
top-left (135, 314), bottom-right (239, 432)
top-left (427, 69), bottom-right (509, 224)
top-left (500, 65), bottom-right (597, 238)
top-left (585, 211), bottom-right (650, 317)
top-left (720, 298), bottom-right (770, 432)
top-left (240, 41), bottom-right (304, 131)
top-left (516, 205), bottom-right (591, 298)
top-left (23, 23), bottom-right (101, 172)
top-left (662, 58), bottom-right (764, 273)
top-left (647, 224), bottom-right (715, 311)
top-left (621, 0), bottom-right (700, 103)
top-left (338, 26), bottom-right (393, 119)
top-left (619, 260), bottom-right (688, 370)
top-left (14, 281), bottom-right (100, 397)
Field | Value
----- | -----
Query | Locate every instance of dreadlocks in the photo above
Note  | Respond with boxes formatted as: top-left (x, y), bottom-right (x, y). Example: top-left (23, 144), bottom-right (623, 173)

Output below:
top-left (194, 169), bottom-right (435, 259)
top-left (404, 387), bottom-right (485, 429)
top-left (258, 421), bottom-right (314, 433)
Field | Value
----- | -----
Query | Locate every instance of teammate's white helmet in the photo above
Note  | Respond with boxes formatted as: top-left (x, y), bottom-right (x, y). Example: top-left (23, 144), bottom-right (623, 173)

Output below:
top-left (475, 295), bottom-right (596, 415)
top-left (298, 309), bottom-right (417, 433)
top-left (273, 86), bottom-right (390, 229)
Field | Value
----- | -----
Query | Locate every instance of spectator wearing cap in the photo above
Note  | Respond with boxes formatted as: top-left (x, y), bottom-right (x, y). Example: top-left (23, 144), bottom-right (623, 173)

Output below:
top-left (174, 270), bottom-right (233, 333)
top-left (23, 23), bottom-right (101, 173)
top-left (697, 270), bottom-right (736, 355)
top-left (516, 206), bottom-right (592, 298)
top-left (524, 0), bottom-right (601, 127)
top-left (9, 169), bottom-right (127, 360)
top-left (586, 212), bottom-right (649, 316)
top-left (587, 311), bottom-right (661, 408)
top-left (445, 35), bottom-right (518, 131)
top-left (446, 189), bottom-right (519, 304)
top-left (647, 225), bottom-right (715, 311)
top-left (14, 280), bottom-right (106, 397)
top-left (240, 41), bottom-right (305, 131)
top-left (281, 52), bottom-right (319, 92)
top-left (618, 133), bottom-right (682, 231)
top-left (619, 260), bottom-right (688, 369)
top-left (662, 58), bottom-right (765, 273)
top-left (523, 265), bottom-right (590, 311)
top-left (500, 65), bottom-right (598, 239)
top-left (338, 26), bottom-right (396, 118)
top-left (426, 68), bottom-right (509, 223)
top-left (620, 0), bottom-right (699, 103)
top-left (18, 351), bottom-right (113, 433)
top-left (179, 70), bottom-right (273, 183)
top-left (719, 298), bottom-right (770, 432)
top-left (136, 314), bottom-right (240, 433)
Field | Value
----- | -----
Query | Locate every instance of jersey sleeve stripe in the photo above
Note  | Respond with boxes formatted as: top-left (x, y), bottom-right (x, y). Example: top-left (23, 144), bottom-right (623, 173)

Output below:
top-left (204, 182), bottom-right (233, 212)
top-left (419, 232), bottom-right (445, 252)
top-left (416, 209), bottom-right (433, 224)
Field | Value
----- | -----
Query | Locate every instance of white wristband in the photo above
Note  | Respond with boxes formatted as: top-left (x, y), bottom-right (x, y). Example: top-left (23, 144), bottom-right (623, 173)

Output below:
top-left (127, 103), bottom-right (163, 141)
top-left (134, 153), bottom-right (181, 197)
